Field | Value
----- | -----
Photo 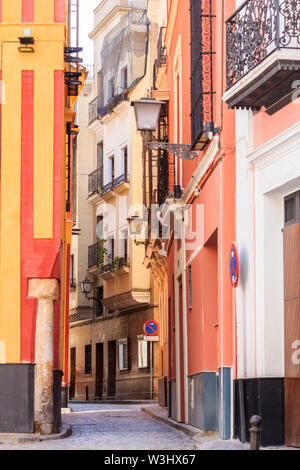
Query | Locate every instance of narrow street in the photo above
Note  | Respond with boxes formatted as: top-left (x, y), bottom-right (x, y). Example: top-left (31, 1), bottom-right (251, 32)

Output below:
top-left (0, 405), bottom-right (198, 451)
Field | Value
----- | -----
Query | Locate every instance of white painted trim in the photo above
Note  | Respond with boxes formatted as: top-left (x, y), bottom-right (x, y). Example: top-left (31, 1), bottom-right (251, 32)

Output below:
top-left (183, 136), bottom-right (219, 203)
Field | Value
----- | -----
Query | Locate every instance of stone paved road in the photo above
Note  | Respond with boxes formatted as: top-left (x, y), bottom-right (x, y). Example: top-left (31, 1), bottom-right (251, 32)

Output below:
top-left (0, 404), bottom-right (199, 451)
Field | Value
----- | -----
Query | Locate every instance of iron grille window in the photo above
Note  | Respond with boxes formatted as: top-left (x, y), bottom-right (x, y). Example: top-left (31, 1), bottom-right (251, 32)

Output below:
top-left (96, 286), bottom-right (104, 318)
top-left (190, 0), bottom-right (216, 150)
top-left (85, 345), bottom-right (92, 374)
top-left (284, 191), bottom-right (300, 227)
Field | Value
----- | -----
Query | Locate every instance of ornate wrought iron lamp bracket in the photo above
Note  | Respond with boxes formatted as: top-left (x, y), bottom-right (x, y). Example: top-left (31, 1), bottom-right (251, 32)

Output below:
top-left (147, 141), bottom-right (198, 161)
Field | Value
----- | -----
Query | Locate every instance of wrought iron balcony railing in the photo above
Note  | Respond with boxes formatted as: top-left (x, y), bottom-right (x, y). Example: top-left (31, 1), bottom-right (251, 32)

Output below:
top-left (88, 168), bottom-right (104, 195)
top-left (190, 0), bottom-right (216, 150)
top-left (99, 257), bottom-right (128, 275)
top-left (101, 173), bottom-right (129, 196)
top-left (153, 27), bottom-right (167, 89)
top-left (226, 0), bottom-right (300, 89)
top-left (89, 96), bottom-right (98, 124)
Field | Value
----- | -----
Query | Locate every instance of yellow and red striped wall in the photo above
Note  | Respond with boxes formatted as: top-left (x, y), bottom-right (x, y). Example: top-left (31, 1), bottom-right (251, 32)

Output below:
top-left (0, 0), bottom-right (72, 382)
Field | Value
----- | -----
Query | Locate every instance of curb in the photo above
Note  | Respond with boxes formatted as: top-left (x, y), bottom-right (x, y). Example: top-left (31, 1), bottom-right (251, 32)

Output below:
top-left (0, 425), bottom-right (72, 444)
top-left (141, 407), bottom-right (215, 439)
top-left (69, 400), bottom-right (158, 405)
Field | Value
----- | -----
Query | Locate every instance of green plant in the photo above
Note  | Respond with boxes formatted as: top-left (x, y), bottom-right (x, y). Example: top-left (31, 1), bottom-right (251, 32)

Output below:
top-left (97, 238), bottom-right (108, 269)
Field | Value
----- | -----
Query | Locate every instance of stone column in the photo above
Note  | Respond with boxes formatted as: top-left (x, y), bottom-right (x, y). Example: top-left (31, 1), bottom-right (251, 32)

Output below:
top-left (28, 279), bottom-right (59, 435)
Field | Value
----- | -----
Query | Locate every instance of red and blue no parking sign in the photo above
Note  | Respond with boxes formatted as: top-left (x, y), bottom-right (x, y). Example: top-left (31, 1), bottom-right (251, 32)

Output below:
top-left (230, 242), bottom-right (239, 288)
top-left (143, 320), bottom-right (159, 336)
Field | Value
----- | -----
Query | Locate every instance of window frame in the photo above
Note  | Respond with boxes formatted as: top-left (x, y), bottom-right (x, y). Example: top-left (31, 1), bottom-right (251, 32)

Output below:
top-left (118, 338), bottom-right (129, 372)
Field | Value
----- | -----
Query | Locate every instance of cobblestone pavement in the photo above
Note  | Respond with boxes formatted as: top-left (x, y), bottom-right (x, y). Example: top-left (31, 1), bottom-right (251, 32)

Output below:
top-left (0, 404), bottom-right (198, 450)
top-left (0, 404), bottom-right (296, 451)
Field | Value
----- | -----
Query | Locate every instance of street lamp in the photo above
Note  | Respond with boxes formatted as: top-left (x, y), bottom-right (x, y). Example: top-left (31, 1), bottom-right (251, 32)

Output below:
top-left (80, 277), bottom-right (97, 301)
top-left (131, 97), bottom-right (199, 160)
top-left (131, 97), bottom-right (164, 132)
top-left (127, 215), bottom-right (147, 246)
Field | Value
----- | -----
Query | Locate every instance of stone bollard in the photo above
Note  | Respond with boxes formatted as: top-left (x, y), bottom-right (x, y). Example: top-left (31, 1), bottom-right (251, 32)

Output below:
top-left (249, 415), bottom-right (263, 450)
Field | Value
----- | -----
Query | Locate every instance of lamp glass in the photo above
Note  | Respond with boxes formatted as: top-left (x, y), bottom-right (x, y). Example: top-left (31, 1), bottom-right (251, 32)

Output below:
top-left (132, 98), bottom-right (164, 132)
top-left (128, 216), bottom-right (144, 235)
top-left (80, 278), bottom-right (93, 295)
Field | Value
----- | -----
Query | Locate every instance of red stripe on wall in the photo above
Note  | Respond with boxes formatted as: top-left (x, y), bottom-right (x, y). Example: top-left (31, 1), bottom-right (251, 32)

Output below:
top-left (20, 71), bottom-right (64, 364)
top-left (64, 244), bottom-right (71, 386)
top-left (21, 71), bottom-right (35, 363)
top-left (54, 0), bottom-right (65, 23)
top-left (22, 0), bottom-right (34, 23)
top-left (53, 70), bottom-right (64, 370)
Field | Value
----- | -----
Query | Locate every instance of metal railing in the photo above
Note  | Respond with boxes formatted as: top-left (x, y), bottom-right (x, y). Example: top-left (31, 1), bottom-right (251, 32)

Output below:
top-left (89, 96), bottom-right (99, 124)
top-left (99, 257), bottom-right (128, 275)
top-left (226, 0), bottom-right (300, 89)
top-left (88, 168), bottom-right (103, 195)
top-left (153, 27), bottom-right (167, 88)
top-left (101, 173), bottom-right (129, 196)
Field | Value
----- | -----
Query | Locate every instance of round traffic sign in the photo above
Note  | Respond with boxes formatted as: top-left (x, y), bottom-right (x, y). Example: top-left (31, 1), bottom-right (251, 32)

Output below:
top-left (230, 242), bottom-right (239, 288)
top-left (143, 320), bottom-right (159, 336)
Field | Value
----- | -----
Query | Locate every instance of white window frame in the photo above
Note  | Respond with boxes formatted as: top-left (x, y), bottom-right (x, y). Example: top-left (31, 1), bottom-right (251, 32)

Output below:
top-left (119, 338), bottom-right (128, 371)
top-left (138, 340), bottom-right (149, 369)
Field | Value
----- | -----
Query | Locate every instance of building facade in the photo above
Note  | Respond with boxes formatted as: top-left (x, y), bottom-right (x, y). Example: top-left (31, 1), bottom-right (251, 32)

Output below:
top-left (0, 0), bottom-right (82, 434)
top-left (69, 0), bottom-right (160, 401)
top-left (224, 0), bottom-right (300, 447)
top-left (144, 0), bottom-right (236, 438)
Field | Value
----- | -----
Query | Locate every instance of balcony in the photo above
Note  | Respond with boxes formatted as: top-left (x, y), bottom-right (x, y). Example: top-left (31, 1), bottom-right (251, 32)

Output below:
top-left (88, 173), bottom-right (129, 201)
top-left (88, 245), bottom-right (129, 279)
top-left (88, 168), bottom-right (104, 195)
top-left (89, 96), bottom-right (98, 125)
top-left (224, 0), bottom-right (300, 114)
top-left (153, 27), bottom-right (167, 89)
top-left (190, 0), bottom-right (216, 150)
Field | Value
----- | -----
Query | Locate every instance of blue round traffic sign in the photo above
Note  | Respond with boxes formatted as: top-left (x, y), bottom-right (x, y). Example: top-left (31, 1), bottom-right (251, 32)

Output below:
top-left (143, 320), bottom-right (159, 336)
top-left (230, 243), bottom-right (239, 288)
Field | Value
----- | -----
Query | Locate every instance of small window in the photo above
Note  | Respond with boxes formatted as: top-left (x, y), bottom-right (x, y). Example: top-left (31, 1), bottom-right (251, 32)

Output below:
top-left (121, 66), bottom-right (128, 91)
top-left (108, 77), bottom-right (114, 100)
top-left (284, 191), bottom-right (300, 226)
top-left (188, 265), bottom-right (192, 309)
top-left (96, 286), bottom-right (104, 317)
top-left (85, 345), bottom-right (92, 374)
top-left (138, 340), bottom-right (149, 368)
top-left (119, 339), bottom-right (128, 371)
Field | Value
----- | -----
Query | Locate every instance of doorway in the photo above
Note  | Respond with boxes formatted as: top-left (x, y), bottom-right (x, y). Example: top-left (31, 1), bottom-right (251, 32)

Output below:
top-left (178, 278), bottom-right (185, 423)
top-left (283, 192), bottom-right (300, 447)
top-left (95, 343), bottom-right (104, 399)
top-left (107, 340), bottom-right (116, 397)
top-left (70, 347), bottom-right (76, 399)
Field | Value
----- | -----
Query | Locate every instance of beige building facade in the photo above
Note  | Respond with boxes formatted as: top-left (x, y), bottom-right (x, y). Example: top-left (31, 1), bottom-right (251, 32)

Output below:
top-left (69, 0), bottom-right (160, 401)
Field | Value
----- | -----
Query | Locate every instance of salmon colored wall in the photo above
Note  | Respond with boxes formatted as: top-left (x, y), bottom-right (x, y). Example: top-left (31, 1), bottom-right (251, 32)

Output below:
top-left (253, 101), bottom-right (300, 150)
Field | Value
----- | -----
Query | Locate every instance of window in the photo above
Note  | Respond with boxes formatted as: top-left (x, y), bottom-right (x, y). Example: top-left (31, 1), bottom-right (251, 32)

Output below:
top-left (96, 215), bottom-right (104, 239)
top-left (284, 191), bottom-right (300, 226)
top-left (123, 146), bottom-right (128, 177)
top-left (85, 345), bottom-right (92, 374)
top-left (70, 254), bottom-right (75, 288)
top-left (121, 66), bottom-right (128, 91)
top-left (96, 286), bottom-right (104, 318)
top-left (108, 77), bottom-right (114, 100)
top-left (138, 340), bottom-right (149, 368)
top-left (109, 155), bottom-right (115, 182)
top-left (188, 265), bottom-right (192, 309)
top-left (119, 339), bottom-right (128, 371)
